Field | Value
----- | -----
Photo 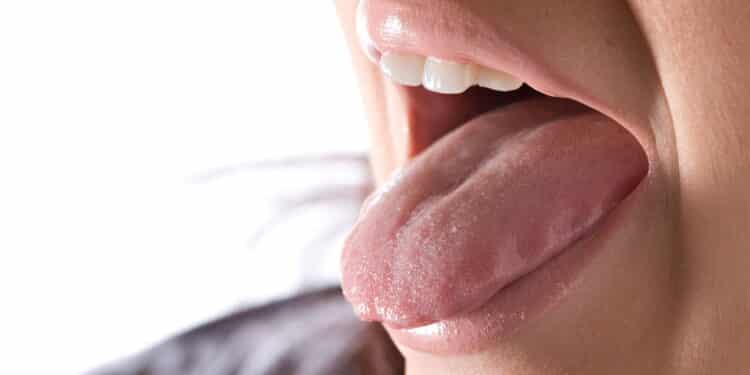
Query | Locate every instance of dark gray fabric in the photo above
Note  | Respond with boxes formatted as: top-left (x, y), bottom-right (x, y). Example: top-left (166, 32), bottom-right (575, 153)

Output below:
top-left (88, 288), bottom-right (403, 375)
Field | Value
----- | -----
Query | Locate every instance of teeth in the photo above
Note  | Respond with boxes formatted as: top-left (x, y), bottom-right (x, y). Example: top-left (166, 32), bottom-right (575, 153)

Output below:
top-left (477, 66), bottom-right (524, 92)
top-left (378, 52), bottom-right (524, 94)
top-left (379, 52), bottom-right (425, 87)
top-left (422, 58), bottom-right (477, 94)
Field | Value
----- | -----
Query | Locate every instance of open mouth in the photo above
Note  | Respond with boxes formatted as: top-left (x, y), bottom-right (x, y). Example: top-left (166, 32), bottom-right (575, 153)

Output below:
top-left (394, 83), bottom-right (543, 157)
top-left (340, 0), bottom-right (650, 355)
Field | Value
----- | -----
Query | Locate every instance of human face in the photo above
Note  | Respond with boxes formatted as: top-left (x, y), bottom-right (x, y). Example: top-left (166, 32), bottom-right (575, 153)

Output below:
top-left (335, 1), bottom-right (750, 374)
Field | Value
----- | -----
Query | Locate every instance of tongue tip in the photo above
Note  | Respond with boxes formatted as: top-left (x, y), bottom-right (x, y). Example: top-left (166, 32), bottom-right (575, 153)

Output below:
top-left (342, 283), bottom-right (436, 327)
top-left (347, 301), bottom-right (441, 329)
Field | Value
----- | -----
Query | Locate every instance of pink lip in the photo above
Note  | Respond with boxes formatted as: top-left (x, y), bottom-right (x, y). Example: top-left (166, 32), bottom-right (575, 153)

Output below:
top-left (385, 167), bottom-right (651, 355)
top-left (342, 0), bottom-right (651, 355)
top-left (357, 0), bottom-right (565, 100)
top-left (356, 0), bottom-right (651, 144)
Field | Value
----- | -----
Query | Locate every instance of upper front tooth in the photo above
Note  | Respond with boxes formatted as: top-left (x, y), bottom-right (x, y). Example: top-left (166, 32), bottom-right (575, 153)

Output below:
top-left (422, 58), bottom-right (477, 95)
top-left (379, 52), bottom-right (425, 87)
top-left (378, 52), bottom-right (525, 94)
top-left (477, 66), bottom-right (524, 92)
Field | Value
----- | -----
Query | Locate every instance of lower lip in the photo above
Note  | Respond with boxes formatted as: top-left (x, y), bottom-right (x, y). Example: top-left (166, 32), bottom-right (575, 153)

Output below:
top-left (385, 176), bottom-right (647, 354)
top-left (341, 97), bottom-right (648, 355)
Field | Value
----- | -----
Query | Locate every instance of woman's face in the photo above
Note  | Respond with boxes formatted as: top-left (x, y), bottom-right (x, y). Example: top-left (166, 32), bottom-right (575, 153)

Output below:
top-left (335, 1), bottom-right (750, 374)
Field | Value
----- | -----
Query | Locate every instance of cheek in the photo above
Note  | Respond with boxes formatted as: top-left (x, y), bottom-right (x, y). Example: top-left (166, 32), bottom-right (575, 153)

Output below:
top-left (336, 0), bottom-right (403, 184)
top-left (367, 115), bottom-right (398, 184)
top-left (356, 72), bottom-right (401, 184)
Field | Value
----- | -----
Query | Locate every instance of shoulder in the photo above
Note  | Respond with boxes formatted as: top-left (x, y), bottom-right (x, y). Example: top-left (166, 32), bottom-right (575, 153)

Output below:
top-left (88, 288), bottom-right (402, 375)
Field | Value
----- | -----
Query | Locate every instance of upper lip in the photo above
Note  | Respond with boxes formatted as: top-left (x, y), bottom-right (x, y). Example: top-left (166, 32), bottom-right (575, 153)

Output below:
top-left (359, 0), bottom-right (570, 98)
top-left (357, 0), bottom-right (650, 154)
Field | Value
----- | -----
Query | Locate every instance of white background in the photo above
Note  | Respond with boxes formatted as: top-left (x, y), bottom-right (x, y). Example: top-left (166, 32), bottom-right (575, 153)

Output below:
top-left (0, 1), bottom-right (368, 374)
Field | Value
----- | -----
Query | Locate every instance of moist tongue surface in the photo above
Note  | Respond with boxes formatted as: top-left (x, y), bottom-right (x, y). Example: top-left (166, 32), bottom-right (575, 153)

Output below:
top-left (341, 97), bottom-right (648, 328)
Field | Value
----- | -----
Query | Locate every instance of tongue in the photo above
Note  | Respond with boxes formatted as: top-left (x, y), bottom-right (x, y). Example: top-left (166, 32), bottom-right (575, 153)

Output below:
top-left (341, 97), bottom-right (648, 328)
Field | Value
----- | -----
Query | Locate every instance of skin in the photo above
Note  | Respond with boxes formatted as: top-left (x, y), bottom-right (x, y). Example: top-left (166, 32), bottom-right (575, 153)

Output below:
top-left (334, 1), bottom-right (750, 374)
